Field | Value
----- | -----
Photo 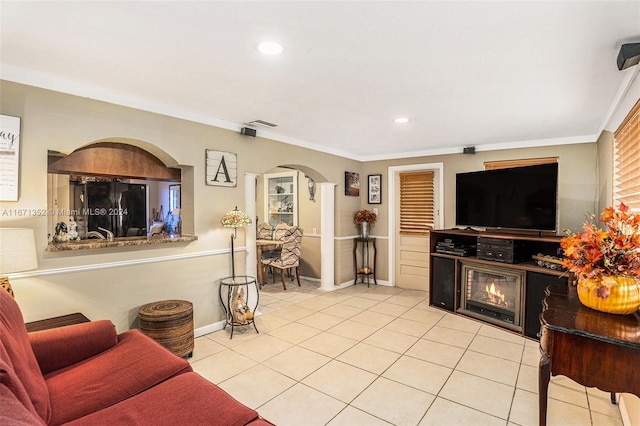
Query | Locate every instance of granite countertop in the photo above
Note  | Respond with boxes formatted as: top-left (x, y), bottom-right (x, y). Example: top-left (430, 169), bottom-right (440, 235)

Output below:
top-left (46, 234), bottom-right (198, 252)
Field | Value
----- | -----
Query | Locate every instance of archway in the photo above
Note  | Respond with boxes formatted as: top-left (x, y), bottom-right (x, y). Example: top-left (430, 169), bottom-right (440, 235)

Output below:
top-left (243, 165), bottom-right (337, 291)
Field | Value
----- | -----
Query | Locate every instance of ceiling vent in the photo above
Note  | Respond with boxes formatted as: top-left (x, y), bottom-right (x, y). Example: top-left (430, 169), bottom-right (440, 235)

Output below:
top-left (248, 120), bottom-right (278, 128)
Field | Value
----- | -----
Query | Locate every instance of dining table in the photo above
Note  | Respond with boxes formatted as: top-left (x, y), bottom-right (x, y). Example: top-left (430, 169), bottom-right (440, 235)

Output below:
top-left (256, 239), bottom-right (283, 288)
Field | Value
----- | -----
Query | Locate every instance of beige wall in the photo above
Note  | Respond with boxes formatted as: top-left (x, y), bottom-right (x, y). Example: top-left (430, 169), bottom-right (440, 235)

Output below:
top-left (596, 130), bottom-right (614, 214)
top-left (0, 80), bottom-right (602, 330)
top-left (0, 79), bottom-right (627, 338)
top-left (0, 81), bottom-right (360, 331)
top-left (363, 143), bottom-right (599, 234)
top-left (357, 143), bottom-right (598, 287)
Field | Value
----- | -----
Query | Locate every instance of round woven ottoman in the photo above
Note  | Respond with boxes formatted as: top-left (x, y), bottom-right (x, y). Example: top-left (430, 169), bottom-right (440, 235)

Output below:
top-left (138, 300), bottom-right (194, 358)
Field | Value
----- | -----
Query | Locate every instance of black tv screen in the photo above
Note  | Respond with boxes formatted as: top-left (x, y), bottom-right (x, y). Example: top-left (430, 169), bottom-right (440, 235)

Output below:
top-left (456, 163), bottom-right (558, 232)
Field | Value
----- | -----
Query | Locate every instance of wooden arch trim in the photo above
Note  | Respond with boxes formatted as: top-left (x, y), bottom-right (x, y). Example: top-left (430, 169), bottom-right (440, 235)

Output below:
top-left (48, 142), bottom-right (181, 181)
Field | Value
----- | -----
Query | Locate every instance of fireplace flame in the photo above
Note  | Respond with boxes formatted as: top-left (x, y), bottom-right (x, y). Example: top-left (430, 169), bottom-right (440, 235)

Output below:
top-left (485, 282), bottom-right (507, 306)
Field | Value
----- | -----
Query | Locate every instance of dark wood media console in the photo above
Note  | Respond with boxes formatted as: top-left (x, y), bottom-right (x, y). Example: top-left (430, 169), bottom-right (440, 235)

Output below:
top-left (429, 229), bottom-right (569, 339)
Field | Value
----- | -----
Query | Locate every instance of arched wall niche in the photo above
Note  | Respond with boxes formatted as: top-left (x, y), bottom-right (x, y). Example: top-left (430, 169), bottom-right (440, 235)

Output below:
top-left (47, 139), bottom-right (194, 247)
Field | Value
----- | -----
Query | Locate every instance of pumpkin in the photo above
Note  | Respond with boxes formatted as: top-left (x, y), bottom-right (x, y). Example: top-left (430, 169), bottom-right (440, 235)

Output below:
top-left (577, 276), bottom-right (640, 315)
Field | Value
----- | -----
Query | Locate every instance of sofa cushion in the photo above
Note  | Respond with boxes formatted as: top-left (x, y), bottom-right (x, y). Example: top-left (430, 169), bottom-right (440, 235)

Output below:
top-left (45, 329), bottom-right (192, 425)
top-left (0, 289), bottom-right (51, 423)
top-left (29, 320), bottom-right (118, 375)
top-left (65, 372), bottom-right (265, 426)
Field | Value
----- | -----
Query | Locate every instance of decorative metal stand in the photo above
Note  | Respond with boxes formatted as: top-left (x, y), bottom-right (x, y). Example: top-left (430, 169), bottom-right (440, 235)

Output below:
top-left (218, 275), bottom-right (259, 339)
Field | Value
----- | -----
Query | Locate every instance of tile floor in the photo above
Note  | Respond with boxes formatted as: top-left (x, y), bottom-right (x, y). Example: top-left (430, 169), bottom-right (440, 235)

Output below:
top-left (189, 278), bottom-right (623, 426)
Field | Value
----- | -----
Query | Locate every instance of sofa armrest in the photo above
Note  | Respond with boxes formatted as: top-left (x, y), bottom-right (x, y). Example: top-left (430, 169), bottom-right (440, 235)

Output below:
top-left (29, 320), bottom-right (118, 375)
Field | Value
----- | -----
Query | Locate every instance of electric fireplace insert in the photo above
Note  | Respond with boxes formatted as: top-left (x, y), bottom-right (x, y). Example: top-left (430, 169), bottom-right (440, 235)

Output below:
top-left (458, 262), bottom-right (524, 333)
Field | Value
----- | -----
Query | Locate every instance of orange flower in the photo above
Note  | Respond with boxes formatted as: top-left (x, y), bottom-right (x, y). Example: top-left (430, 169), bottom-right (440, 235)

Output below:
top-left (561, 202), bottom-right (640, 281)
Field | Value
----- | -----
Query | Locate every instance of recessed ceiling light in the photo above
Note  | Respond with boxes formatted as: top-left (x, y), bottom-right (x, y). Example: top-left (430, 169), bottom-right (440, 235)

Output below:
top-left (394, 117), bottom-right (410, 124)
top-left (257, 41), bottom-right (284, 55)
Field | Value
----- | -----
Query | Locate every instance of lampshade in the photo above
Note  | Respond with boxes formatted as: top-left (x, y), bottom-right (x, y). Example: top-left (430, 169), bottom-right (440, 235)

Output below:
top-left (220, 207), bottom-right (251, 278)
top-left (172, 208), bottom-right (181, 216)
top-left (0, 228), bottom-right (38, 274)
top-left (220, 207), bottom-right (252, 229)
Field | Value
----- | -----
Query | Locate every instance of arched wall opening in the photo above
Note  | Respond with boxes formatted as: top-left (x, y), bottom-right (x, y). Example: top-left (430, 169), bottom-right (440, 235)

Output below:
top-left (46, 139), bottom-right (193, 242)
top-left (244, 164), bottom-right (337, 291)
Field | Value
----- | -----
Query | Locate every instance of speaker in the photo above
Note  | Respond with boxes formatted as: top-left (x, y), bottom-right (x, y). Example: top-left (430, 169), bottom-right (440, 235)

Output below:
top-left (240, 127), bottom-right (257, 137)
top-left (617, 43), bottom-right (640, 71)
top-left (524, 272), bottom-right (568, 339)
top-left (431, 257), bottom-right (456, 312)
top-left (463, 146), bottom-right (475, 154)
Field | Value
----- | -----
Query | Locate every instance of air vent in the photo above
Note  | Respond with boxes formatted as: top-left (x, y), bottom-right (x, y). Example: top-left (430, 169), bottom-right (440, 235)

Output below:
top-left (248, 120), bottom-right (278, 128)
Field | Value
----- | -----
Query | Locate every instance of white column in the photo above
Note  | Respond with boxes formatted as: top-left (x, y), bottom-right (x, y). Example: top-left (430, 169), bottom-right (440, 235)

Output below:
top-left (244, 173), bottom-right (259, 311)
top-left (320, 182), bottom-right (337, 291)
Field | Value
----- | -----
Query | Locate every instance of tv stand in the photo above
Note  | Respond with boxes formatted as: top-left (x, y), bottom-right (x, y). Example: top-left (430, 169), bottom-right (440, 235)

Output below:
top-left (429, 229), bottom-right (569, 339)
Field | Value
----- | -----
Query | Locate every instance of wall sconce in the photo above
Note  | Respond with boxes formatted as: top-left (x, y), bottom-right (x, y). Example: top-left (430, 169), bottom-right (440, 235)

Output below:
top-left (305, 175), bottom-right (316, 201)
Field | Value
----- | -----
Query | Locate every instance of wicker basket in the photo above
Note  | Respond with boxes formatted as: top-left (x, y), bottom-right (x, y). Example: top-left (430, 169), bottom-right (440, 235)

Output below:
top-left (138, 300), bottom-right (194, 357)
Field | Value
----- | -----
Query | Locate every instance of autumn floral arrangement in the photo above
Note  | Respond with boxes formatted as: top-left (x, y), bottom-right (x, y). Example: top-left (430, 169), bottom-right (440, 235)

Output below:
top-left (561, 202), bottom-right (640, 304)
top-left (354, 209), bottom-right (377, 227)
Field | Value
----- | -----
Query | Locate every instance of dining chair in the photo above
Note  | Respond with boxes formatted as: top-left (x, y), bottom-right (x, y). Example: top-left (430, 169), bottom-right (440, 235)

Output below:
top-left (262, 222), bottom-right (290, 262)
top-left (256, 222), bottom-right (274, 240)
top-left (273, 223), bottom-right (290, 241)
top-left (260, 226), bottom-right (303, 290)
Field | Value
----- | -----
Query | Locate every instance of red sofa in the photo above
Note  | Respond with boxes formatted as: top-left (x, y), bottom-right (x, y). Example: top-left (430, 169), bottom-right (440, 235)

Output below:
top-left (0, 289), bottom-right (273, 425)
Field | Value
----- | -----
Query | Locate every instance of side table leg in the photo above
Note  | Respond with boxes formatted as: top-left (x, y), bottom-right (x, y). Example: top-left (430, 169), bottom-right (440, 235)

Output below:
top-left (539, 350), bottom-right (551, 426)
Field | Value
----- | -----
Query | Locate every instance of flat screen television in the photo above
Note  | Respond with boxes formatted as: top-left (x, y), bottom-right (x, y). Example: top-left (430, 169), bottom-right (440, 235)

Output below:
top-left (455, 163), bottom-right (558, 232)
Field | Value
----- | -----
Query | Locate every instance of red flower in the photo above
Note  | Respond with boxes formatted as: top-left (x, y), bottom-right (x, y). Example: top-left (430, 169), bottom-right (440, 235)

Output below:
top-left (354, 210), bottom-right (377, 227)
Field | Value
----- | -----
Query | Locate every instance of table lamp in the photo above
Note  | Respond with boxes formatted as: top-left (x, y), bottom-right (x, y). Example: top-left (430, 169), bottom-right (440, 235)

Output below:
top-left (220, 207), bottom-right (251, 278)
top-left (0, 228), bottom-right (38, 298)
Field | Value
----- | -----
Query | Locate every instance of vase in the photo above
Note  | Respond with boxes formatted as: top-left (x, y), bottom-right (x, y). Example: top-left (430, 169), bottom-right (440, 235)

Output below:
top-left (360, 222), bottom-right (370, 238)
top-left (576, 276), bottom-right (640, 315)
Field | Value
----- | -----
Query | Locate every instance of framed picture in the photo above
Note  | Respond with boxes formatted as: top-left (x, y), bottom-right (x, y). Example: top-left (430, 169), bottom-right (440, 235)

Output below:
top-left (206, 149), bottom-right (237, 187)
top-left (345, 171), bottom-right (360, 196)
top-left (368, 174), bottom-right (382, 204)
top-left (0, 115), bottom-right (21, 201)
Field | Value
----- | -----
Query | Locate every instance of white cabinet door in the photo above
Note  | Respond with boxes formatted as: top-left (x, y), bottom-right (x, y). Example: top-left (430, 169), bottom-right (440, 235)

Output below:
top-left (264, 171), bottom-right (298, 226)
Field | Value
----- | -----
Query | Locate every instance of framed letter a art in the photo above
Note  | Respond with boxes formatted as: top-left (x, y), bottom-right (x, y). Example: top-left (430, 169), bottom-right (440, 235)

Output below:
top-left (206, 149), bottom-right (237, 187)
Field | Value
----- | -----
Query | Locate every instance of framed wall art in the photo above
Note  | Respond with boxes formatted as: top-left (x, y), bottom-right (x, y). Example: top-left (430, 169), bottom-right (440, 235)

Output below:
top-left (206, 149), bottom-right (237, 187)
top-left (0, 115), bottom-right (21, 201)
top-left (368, 174), bottom-right (382, 204)
top-left (344, 171), bottom-right (360, 196)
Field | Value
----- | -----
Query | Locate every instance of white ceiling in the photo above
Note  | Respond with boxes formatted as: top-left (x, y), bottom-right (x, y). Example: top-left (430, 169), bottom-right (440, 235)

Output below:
top-left (1, 1), bottom-right (639, 161)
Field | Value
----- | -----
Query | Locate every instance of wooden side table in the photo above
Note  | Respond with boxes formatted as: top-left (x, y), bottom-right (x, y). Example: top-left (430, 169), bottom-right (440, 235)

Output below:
top-left (354, 237), bottom-right (377, 287)
top-left (25, 313), bottom-right (90, 332)
top-left (539, 285), bottom-right (640, 426)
